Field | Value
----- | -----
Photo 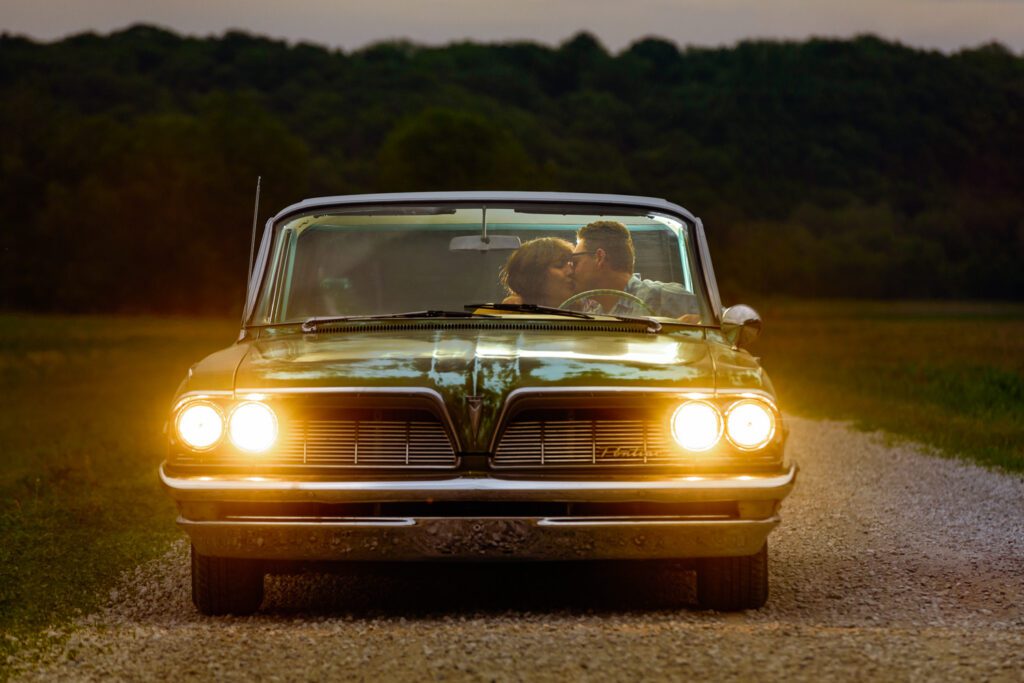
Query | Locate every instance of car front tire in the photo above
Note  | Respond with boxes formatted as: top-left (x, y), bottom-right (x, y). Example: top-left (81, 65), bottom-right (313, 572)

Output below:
top-left (191, 545), bottom-right (265, 616)
top-left (696, 542), bottom-right (768, 611)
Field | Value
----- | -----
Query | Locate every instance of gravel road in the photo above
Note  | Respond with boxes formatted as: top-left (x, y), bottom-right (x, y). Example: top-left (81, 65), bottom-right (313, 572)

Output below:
top-left (13, 418), bottom-right (1024, 681)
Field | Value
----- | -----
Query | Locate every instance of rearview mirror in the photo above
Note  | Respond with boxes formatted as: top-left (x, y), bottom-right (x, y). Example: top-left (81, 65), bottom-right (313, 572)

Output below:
top-left (449, 235), bottom-right (522, 252)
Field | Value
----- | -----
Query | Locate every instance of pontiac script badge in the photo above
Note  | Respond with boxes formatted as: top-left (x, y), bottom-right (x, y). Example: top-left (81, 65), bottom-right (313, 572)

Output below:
top-left (597, 445), bottom-right (667, 460)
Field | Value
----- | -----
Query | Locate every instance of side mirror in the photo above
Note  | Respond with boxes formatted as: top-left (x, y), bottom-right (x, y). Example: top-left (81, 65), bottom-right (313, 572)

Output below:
top-left (721, 304), bottom-right (762, 349)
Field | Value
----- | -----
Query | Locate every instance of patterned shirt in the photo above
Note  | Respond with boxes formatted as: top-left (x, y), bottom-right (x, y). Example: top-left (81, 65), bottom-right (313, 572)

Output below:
top-left (582, 274), bottom-right (701, 318)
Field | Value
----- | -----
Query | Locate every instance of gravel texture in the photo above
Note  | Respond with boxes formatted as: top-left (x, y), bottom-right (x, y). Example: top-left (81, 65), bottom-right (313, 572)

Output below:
top-left (12, 418), bottom-right (1024, 681)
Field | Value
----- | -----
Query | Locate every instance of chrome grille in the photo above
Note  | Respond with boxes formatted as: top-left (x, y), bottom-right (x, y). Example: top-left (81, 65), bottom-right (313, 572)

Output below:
top-left (177, 419), bottom-right (456, 468)
top-left (493, 418), bottom-right (777, 468)
top-left (495, 419), bottom-right (678, 467)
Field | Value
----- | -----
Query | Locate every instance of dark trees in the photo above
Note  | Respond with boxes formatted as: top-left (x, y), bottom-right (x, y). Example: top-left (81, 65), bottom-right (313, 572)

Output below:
top-left (1, 27), bottom-right (1022, 313)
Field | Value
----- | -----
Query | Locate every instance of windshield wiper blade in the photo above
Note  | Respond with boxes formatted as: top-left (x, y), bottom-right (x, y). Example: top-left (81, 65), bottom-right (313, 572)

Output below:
top-left (465, 303), bottom-right (662, 332)
top-left (601, 313), bottom-right (662, 332)
top-left (302, 310), bottom-right (496, 332)
top-left (465, 303), bottom-right (596, 319)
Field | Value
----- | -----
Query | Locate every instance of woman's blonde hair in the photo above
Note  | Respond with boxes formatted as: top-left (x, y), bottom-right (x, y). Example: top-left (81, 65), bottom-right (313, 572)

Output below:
top-left (499, 237), bottom-right (573, 304)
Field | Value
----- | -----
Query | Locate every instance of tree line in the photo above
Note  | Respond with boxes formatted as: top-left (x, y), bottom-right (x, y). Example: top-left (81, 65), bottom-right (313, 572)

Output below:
top-left (1, 25), bottom-right (1022, 313)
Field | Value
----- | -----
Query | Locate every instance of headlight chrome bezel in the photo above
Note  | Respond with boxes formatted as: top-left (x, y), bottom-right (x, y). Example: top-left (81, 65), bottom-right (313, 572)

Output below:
top-left (174, 400), bottom-right (226, 452)
top-left (669, 400), bottom-right (724, 452)
top-left (227, 401), bottom-right (279, 454)
top-left (723, 398), bottom-right (777, 451)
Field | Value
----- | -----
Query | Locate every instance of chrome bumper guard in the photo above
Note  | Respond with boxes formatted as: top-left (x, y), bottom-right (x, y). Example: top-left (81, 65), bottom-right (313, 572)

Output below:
top-left (163, 464), bottom-right (796, 561)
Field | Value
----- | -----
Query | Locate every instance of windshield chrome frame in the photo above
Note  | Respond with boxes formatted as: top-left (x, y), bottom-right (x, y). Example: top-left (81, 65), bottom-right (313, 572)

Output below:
top-left (241, 192), bottom-right (723, 332)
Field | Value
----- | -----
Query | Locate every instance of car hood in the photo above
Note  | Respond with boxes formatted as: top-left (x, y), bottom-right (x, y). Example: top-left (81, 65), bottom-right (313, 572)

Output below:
top-left (234, 326), bottom-right (716, 450)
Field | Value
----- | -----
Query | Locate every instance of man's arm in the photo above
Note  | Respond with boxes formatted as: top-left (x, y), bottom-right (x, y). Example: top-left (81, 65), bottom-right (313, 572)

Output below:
top-left (633, 277), bottom-right (701, 318)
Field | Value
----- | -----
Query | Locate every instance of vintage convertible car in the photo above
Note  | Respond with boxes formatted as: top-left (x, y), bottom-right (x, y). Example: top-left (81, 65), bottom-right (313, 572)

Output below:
top-left (161, 191), bottom-right (796, 615)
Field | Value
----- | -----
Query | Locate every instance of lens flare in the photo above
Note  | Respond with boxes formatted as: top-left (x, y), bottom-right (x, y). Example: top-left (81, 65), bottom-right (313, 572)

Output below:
top-left (726, 401), bottom-right (775, 449)
top-left (176, 403), bottom-right (223, 450)
top-left (670, 401), bottom-right (722, 452)
top-left (229, 402), bottom-right (278, 453)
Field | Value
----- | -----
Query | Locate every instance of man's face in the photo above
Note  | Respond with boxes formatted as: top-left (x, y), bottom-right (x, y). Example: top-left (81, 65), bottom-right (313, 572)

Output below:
top-left (570, 238), bottom-right (599, 291)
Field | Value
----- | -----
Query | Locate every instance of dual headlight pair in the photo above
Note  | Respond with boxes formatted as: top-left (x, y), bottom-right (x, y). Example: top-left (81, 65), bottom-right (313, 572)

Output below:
top-left (175, 401), bottom-right (278, 453)
top-left (177, 396), bottom-right (775, 455)
top-left (670, 399), bottom-right (776, 452)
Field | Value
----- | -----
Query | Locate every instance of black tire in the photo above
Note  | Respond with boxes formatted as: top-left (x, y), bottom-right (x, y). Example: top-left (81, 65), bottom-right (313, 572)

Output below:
top-left (696, 542), bottom-right (769, 611)
top-left (191, 545), bottom-right (265, 616)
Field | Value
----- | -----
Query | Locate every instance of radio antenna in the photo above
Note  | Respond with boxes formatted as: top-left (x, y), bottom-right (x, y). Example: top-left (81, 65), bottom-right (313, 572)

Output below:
top-left (242, 176), bottom-right (262, 326)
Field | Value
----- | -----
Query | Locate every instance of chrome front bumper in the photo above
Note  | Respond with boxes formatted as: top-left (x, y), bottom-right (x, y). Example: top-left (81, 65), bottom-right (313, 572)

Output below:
top-left (162, 464), bottom-right (797, 561)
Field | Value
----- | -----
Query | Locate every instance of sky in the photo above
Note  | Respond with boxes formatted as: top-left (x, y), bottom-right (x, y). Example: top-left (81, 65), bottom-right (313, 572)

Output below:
top-left (2, 0), bottom-right (1023, 53)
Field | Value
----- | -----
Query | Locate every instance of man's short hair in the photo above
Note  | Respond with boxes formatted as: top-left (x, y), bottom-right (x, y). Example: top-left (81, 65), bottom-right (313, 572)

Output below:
top-left (577, 221), bottom-right (635, 273)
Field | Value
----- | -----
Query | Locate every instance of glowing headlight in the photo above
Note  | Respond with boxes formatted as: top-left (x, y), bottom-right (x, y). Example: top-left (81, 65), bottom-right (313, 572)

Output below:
top-left (670, 401), bottom-right (722, 452)
top-left (726, 400), bottom-right (776, 450)
top-left (176, 403), bottom-right (224, 450)
top-left (228, 402), bottom-right (278, 453)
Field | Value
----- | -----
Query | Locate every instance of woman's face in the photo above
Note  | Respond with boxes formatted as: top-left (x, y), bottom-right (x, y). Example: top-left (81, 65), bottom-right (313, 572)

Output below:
top-left (541, 258), bottom-right (576, 307)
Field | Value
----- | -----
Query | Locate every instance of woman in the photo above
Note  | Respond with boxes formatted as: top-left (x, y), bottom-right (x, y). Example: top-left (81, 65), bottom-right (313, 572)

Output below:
top-left (499, 237), bottom-right (576, 308)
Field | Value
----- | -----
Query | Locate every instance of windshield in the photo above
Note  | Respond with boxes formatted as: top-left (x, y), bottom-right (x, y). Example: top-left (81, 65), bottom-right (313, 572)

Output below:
top-left (252, 203), bottom-right (711, 325)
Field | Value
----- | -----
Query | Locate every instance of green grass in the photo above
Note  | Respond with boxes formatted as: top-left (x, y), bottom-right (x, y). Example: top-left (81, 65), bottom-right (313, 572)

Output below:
top-left (0, 315), bottom-right (238, 672)
top-left (752, 300), bottom-right (1024, 473)
top-left (1, 303), bottom-right (1022, 671)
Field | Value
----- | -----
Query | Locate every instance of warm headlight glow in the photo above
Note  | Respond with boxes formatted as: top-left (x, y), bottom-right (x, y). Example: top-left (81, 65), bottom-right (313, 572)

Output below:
top-left (670, 401), bottom-right (722, 452)
top-left (228, 402), bottom-right (278, 453)
top-left (176, 403), bottom-right (223, 450)
top-left (726, 400), bottom-right (776, 449)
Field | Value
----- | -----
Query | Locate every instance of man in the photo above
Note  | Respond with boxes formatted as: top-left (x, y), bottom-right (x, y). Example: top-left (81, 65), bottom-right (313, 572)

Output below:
top-left (570, 220), bottom-right (701, 320)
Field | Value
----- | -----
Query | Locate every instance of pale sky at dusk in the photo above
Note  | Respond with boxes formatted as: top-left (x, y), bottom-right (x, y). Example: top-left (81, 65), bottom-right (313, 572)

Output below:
top-left (2, 0), bottom-right (1023, 52)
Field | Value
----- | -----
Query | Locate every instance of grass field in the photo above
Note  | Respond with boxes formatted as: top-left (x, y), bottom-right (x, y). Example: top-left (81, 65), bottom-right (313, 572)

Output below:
top-left (0, 315), bottom-right (238, 670)
top-left (753, 300), bottom-right (1024, 473)
top-left (0, 302), bottom-right (1022, 670)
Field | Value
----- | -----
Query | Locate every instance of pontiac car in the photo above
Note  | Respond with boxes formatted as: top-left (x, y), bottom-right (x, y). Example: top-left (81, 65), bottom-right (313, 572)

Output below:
top-left (161, 191), bottom-right (797, 615)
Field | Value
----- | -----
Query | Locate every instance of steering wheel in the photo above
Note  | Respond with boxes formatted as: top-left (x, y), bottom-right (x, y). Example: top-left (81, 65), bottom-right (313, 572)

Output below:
top-left (559, 289), bottom-right (656, 315)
